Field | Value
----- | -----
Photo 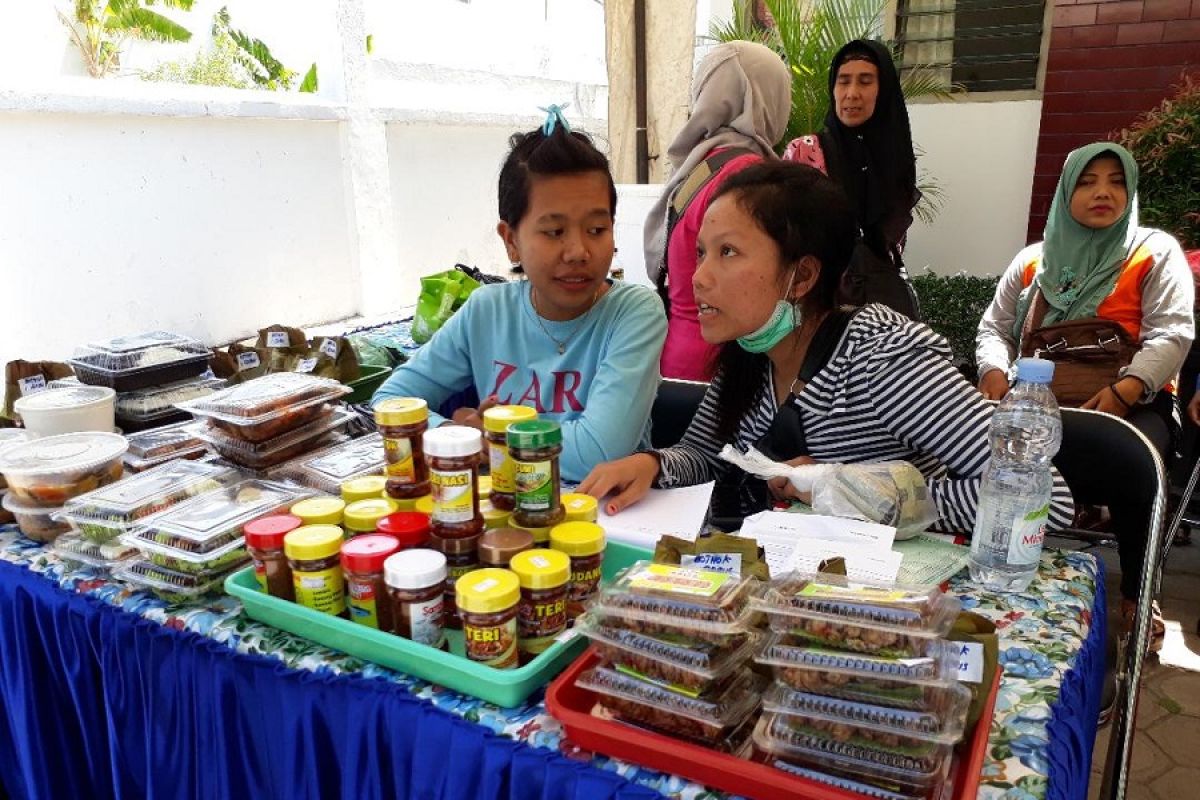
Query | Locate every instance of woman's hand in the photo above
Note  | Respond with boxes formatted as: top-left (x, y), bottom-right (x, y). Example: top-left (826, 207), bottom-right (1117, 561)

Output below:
top-left (977, 369), bottom-right (1010, 401)
top-left (447, 394), bottom-right (499, 431)
top-left (766, 456), bottom-right (817, 504)
top-left (1081, 377), bottom-right (1144, 418)
top-left (578, 453), bottom-right (660, 514)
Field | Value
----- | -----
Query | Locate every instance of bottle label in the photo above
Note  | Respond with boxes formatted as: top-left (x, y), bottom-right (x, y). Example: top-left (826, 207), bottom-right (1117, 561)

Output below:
top-left (431, 468), bottom-right (474, 523)
top-left (1006, 502), bottom-right (1048, 567)
top-left (403, 595), bottom-right (446, 647)
top-left (383, 437), bottom-right (415, 482)
top-left (293, 567), bottom-right (345, 616)
top-left (347, 575), bottom-right (380, 628)
top-left (463, 616), bottom-right (518, 668)
top-left (515, 459), bottom-right (553, 511)
top-left (252, 556), bottom-right (267, 592)
top-left (518, 594), bottom-right (567, 655)
top-left (488, 442), bottom-right (514, 494)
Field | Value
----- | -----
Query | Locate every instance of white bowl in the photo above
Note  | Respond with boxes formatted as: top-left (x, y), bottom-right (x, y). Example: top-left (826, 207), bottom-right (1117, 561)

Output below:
top-left (15, 386), bottom-right (116, 436)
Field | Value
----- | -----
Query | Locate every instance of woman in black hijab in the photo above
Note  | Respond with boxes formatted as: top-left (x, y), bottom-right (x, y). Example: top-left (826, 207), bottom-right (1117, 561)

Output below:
top-left (785, 40), bottom-right (921, 318)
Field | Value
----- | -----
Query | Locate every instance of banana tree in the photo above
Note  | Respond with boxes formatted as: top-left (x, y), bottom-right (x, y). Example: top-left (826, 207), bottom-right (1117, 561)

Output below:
top-left (60, 0), bottom-right (195, 79)
top-left (711, 0), bottom-right (953, 222)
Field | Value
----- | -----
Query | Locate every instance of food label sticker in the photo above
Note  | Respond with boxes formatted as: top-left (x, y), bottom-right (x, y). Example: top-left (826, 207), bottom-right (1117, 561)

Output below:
top-left (17, 375), bottom-right (46, 396)
top-left (383, 437), bottom-right (416, 482)
top-left (319, 338), bottom-right (339, 359)
top-left (266, 331), bottom-right (290, 348)
top-left (798, 582), bottom-right (909, 602)
top-left (236, 351), bottom-right (261, 371)
top-left (431, 467), bottom-right (475, 523)
top-left (530, 555), bottom-right (550, 568)
top-left (554, 627), bottom-right (579, 644)
top-left (956, 642), bottom-right (985, 683)
top-left (473, 578), bottom-right (498, 593)
top-left (514, 459), bottom-right (554, 511)
top-left (628, 563), bottom-right (730, 597)
top-left (295, 358), bottom-right (318, 374)
top-left (682, 553), bottom-right (742, 575)
top-left (488, 441), bottom-right (515, 494)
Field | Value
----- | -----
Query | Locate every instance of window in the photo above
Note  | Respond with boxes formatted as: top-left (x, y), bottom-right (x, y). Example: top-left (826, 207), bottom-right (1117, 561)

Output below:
top-left (894, 0), bottom-right (1046, 92)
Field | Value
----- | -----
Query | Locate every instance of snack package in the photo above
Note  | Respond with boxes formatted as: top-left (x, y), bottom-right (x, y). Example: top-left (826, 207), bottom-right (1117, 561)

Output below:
top-left (308, 336), bottom-right (360, 383)
top-left (255, 325), bottom-right (309, 373)
top-left (4, 360), bottom-right (75, 421)
top-left (653, 534), bottom-right (770, 581)
top-left (224, 343), bottom-right (271, 383)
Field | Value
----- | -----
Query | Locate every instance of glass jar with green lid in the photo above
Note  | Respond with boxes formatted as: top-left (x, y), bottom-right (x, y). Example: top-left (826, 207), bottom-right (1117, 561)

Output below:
top-left (507, 420), bottom-right (564, 529)
top-left (482, 405), bottom-right (538, 511)
top-left (343, 497), bottom-right (399, 536)
top-left (376, 398), bottom-right (430, 500)
top-left (284, 524), bottom-right (346, 616)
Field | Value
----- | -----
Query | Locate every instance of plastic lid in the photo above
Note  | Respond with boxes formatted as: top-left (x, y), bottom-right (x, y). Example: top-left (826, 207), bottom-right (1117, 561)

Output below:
top-left (762, 681), bottom-right (971, 744)
top-left (342, 476), bottom-right (386, 503)
top-left (343, 497), bottom-right (400, 531)
top-left (284, 525), bottom-right (345, 561)
top-left (550, 521), bottom-right (605, 556)
top-left (482, 405), bottom-right (538, 433)
top-left (15, 386), bottom-right (114, 412)
top-left (72, 332), bottom-right (210, 374)
top-left (477, 475), bottom-right (491, 500)
top-left (384, 547), bottom-right (447, 589)
top-left (114, 378), bottom-right (224, 419)
top-left (273, 433), bottom-right (384, 489)
top-left (506, 420), bottom-right (561, 450)
top-left (423, 426), bottom-right (482, 458)
top-left (596, 561), bottom-right (759, 633)
top-left (376, 511), bottom-right (431, 547)
top-left (290, 496), bottom-right (346, 526)
top-left (561, 493), bottom-right (598, 522)
top-left (0, 429), bottom-right (35, 450)
top-left (509, 548), bottom-right (570, 589)
top-left (124, 422), bottom-right (201, 459)
top-left (456, 568), bottom-right (520, 613)
top-left (478, 527), bottom-right (534, 565)
top-left (137, 480), bottom-right (310, 545)
top-left (413, 495), bottom-right (433, 515)
top-left (508, 518), bottom-right (553, 543)
top-left (177, 373), bottom-right (349, 422)
top-left (243, 514), bottom-right (304, 549)
top-left (1016, 357), bottom-right (1054, 384)
top-left (84, 330), bottom-right (200, 354)
top-left (0, 432), bottom-right (128, 477)
top-left (374, 397), bottom-right (428, 427)
top-left (480, 500), bottom-right (510, 529)
top-left (60, 459), bottom-right (231, 524)
top-left (342, 533), bottom-right (402, 573)
top-left (429, 530), bottom-right (480, 556)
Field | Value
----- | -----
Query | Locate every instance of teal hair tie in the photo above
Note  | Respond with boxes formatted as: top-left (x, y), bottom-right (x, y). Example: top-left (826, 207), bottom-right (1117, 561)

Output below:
top-left (539, 103), bottom-right (571, 136)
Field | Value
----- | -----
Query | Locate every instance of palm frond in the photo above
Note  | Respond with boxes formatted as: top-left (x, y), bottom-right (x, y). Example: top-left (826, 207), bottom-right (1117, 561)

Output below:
top-left (299, 63), bottom-right (318, 93)
top-left (106, 7), bottom-right (192, 43)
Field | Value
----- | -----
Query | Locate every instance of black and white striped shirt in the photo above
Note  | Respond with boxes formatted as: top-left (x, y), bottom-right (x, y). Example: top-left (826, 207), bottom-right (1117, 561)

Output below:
top-left (655, 304), bottom-right (1075, 533)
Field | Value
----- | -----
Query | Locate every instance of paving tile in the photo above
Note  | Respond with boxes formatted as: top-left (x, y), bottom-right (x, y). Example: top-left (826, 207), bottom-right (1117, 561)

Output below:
top-left (1156, 672), bottom-right (1200, 717)
top-left (1151, 768), bottom-right (1200, 800)
top-left (1147, 713), bottom-right (1200, 767)
top-left (1129, 734), bottom-right (1174, 783)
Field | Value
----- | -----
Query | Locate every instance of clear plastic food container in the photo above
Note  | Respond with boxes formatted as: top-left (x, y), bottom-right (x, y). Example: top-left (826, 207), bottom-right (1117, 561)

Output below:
top-left (0, 429), bottom-right (36, 490)
top-left (577, 662), bottom-right (764, 745)
top-left (575, 611), bottom-right (758, 693)
top-left (70, 331), bottom-right (212, 392)
top-left (14, 385), bottom-right (116, 437)
top-left (754, 633), bottom-right (963, 710)
top-left (114, 376), bottom-right (225, 426)
top-left (124, 446), bottom-right (210, 473)
top-left (131, 533), bottom-right (250, 575)
top-left (52, 532), bottom-right (139, 571)
top-left (0, 431), bottom-right (127, 507)
top-left (751, 711), bottom-right (953, 792)
top-left (759, 750), bottom-right (938, 800)
top-left (131, 480), bottom-right (310, 548)
top-left (59, 460), bottom-right (234, 542)
top-left (189, 410), bottom-right (354, 470)
top-left (2, 493), bottom-right (70, 542)
top-left (762, 682), bottom-right (970, 745)
top-left (113, 559), bottom-right (235, 603)
top-left (752, 574), bottom-right (961, 658)
top-left (0, 490), bottom-right (12, 524)
top-left (264, 433), bottom-right (384, 493)
top-left (176, 373), bottom-right (350, 442)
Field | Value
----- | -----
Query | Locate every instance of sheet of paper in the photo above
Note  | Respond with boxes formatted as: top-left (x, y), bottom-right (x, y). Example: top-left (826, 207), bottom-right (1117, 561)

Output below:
top-left (739, 511), bottom-right (896, 551)
top-left (783, 539), bottom-right (905, 584)
top-left (596, 482), bottom-right (714, 550)
top-left (893, 534), bottom-right (971, 585)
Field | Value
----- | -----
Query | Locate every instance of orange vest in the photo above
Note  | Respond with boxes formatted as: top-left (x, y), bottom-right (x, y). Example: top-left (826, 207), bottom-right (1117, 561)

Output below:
top-left (1021, 242), bottom-right (1156, 342)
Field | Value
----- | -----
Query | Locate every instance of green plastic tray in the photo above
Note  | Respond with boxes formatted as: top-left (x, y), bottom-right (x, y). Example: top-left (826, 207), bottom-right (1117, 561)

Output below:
top-left (343, 364), bottom-right (392, 405)
top-left (224, 539), bottom-right (649, 707)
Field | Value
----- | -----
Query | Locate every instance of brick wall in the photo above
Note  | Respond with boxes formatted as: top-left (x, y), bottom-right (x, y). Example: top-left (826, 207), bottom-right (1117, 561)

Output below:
top-left (1027, 0), bottom-right (1200, 241)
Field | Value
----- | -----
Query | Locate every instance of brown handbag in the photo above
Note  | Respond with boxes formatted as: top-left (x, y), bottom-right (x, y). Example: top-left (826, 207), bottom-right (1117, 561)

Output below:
top-left (1019, 289), bottom-right (1138, 406)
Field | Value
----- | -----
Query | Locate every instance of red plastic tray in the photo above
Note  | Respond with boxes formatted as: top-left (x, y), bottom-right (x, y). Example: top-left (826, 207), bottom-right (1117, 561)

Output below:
top-left (547, 647), bottom-right (1000, 800)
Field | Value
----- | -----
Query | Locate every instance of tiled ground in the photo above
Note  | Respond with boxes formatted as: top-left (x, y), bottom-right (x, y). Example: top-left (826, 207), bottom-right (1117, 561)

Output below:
top-left (1071, 530), bottom-right (1200, 800)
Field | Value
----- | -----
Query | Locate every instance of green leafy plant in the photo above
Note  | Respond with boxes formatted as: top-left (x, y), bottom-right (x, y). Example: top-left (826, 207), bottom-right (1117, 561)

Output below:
top-left (140, 33), bottom-right (249, 88)
top-left (911, 271), bottom-right (1000, 383)
top-left (211, 6), bottom-right (318, 93)
top-left (60, 0), bottom-right (195, 78)
top-left (1115, 72), bottom-right (1200, 249)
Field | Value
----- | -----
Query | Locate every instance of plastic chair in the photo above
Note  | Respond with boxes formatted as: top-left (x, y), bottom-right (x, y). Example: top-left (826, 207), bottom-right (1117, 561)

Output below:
top-left (1052, 408), bottom-right (1168, 800)
top-left (649, 378), bottom-right (708, 449)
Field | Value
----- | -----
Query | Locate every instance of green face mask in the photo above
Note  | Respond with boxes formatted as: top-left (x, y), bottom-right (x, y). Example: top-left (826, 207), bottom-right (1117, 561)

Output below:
top-left (737, 271), bottom-right (800, 353)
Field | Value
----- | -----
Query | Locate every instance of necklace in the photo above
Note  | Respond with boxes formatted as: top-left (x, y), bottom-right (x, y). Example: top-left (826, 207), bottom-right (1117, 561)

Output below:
top-left (529, 284), bottom-right (603, 354)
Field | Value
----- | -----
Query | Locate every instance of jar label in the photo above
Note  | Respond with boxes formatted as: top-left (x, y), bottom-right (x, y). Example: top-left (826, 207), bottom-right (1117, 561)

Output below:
top-left (384, 437), bottom-right (416, 482)
top-left (431, 468), bottom-right (475, 523)
top-left (514, 459), bottom-right (554, 511)
top-left (252, 556), bottom-right (268, 592)
top-left (403, 595), bottom-right (446, 648)
top-left (518, 594), bottom-right (567, 656)
top-left (463, 616), bottom-right (518, 668)
top-left (347, 575), bottom-right (381, 628)
top-left (569, 563), bottom-right (603, 601)
top-left (293, 567), bottom-right (345, 616)
top-left (488, 441), bottom-right (515, 494)
top-left (1006, 502), bottom-right (1049, 567)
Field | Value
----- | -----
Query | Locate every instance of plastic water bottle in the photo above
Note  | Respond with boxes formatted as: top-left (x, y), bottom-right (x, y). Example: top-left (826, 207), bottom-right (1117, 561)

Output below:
top-left (969, 358), bottom-right (1062, 593)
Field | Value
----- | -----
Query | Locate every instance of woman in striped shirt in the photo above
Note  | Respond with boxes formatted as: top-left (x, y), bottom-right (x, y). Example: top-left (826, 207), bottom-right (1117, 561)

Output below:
top-left (580, 161), bottom-right (1074, 533)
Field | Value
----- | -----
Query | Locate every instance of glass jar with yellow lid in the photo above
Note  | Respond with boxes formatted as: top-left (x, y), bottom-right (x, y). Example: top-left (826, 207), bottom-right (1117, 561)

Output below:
top-left (341, 475), bottom-right (386, 504)
top-left (509, 549), bottom-right (570, 664)
top-left (284, 524), bottom-right (346, 616)
top-left (561, 493), bottom-right (599, 524)
top-left (290, 496), bottom-right (346, 527)
top-left (482, 405), bottom-right (538, 511)
top-left (343, 497), bottom-right (399, 536)
top-left (549, 521), bottom-right (606, 618)
top-left (456, 568), bottom-right (520, 669)
top-left (375, 398), bottom-right (430, 500)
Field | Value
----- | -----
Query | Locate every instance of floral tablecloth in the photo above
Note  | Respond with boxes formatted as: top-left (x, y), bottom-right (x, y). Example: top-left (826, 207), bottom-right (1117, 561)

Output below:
top-left (0, 527), bottom-right (1102, 800)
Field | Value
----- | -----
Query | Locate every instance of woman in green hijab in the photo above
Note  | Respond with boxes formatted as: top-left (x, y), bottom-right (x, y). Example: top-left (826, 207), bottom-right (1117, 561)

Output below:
top-left (976, 142), bottom-right (1193, 647)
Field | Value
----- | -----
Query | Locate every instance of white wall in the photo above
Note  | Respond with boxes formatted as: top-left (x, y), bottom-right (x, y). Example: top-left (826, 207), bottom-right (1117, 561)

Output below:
top-left (905, 100), bottom-right (1042, 278)
top-left (0, 112), bottom-right (356, 369)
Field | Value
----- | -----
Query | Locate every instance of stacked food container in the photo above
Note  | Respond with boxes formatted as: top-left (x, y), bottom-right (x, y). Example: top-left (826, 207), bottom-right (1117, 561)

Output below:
top-left (177, 373), bottom-right (353, 471)
top-left (122, 421), bottom-right (210, 473)
top-left (68, 331), bottom-right (222, 433)
top-left (0, 432), bottom-right (128, 542)
top-left (749, 574), bottom-right (968, 799)
top-left (0, 429), bottom-right (36, 525)
top-left (264, 433), bottom-right (385, 493)
top-left (115, 480), bottom-right (310, 602)
top-left (573, 561), bottom-right (765, 752)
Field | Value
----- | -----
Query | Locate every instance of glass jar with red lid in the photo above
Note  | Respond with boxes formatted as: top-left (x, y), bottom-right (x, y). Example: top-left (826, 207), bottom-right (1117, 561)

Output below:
top-left (244, 514), bottom-right (303, 601)
top-left (341, 534), bottom-right (402, 631)
top-left (376, 511), bottom-right (431, 550)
